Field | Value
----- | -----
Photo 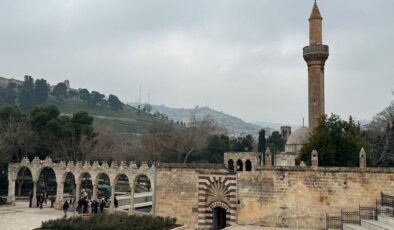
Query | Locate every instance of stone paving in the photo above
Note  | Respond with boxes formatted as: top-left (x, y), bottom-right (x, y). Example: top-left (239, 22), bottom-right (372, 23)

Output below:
top-left (0, 202), bottom-right (64, 230)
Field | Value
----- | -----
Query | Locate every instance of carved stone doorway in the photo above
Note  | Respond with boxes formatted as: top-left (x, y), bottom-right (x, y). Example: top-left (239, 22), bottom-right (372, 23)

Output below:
top-left (212, 206), bottom-right (227, 229)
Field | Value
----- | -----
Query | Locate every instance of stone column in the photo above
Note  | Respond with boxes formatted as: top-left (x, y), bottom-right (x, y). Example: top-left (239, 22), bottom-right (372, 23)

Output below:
top-left (359, 147), bottom-right (366, 170)
top-left (7, 179), bottom-right (16, 205)
top-left (311, 150), bottom-right (319, 169)
top-left (128, 187), bottom-right (134, 215)
top-left (32, 181), bottom-right (38, 208)
top-left (75, 183), bottom-right (80, 202)
top-left (56, 181), bottom-right (64, 209)
top-left (242, 159), bottom-right (246, 172)
top-left (109, 182), bottom-right (115, 210)
top-left (264, 148), bottom-right (272, 168)
top-left (92, 183), bottom-right (97, 200)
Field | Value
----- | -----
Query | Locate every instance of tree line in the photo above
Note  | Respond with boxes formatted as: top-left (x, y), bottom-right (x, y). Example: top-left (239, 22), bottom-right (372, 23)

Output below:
top-left (0, 105), bottom-right (96, 163)
top-left (0, 76), bottom-right (123, 111)
top-left (299, 103), bottom-right (394, 167)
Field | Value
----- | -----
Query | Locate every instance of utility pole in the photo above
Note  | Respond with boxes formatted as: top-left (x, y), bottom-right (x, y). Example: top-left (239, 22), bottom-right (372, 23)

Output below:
top-left (148, 88), bottom-right (151, 104)
top-left (138, 85), bottom-right (141, 106)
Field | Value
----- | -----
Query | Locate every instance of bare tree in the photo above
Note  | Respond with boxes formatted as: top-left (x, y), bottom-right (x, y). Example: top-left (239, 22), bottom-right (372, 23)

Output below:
top-left (366, 104), bottom-right (394, 166)
top-left (0, 118), bottom-right (37, 163)
top-left (139, 115), bottom-right (221, 163)
top-left (52, 131), bottom-right (97, 162)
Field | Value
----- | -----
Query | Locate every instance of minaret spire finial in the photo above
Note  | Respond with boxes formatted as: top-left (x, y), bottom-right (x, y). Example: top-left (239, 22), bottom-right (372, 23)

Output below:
top-left (310, 0), bottom-right (322, 20)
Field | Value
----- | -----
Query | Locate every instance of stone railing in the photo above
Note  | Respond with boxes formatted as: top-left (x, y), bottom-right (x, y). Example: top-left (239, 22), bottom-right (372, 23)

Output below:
top-left (303, 44), bottom-right (329, 56)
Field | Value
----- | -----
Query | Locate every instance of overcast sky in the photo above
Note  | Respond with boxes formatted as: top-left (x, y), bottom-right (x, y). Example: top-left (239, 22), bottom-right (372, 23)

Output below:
top-left (0, 0), bottom-right (393, 125)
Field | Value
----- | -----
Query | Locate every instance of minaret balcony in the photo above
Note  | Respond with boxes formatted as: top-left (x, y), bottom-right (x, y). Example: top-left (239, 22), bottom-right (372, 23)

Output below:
top-left (303, 44), bottom-right (329, 62)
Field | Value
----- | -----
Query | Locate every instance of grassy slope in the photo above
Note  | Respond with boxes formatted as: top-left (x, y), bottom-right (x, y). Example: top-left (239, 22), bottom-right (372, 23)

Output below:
top-left (47, 98), bottom-right (164, 135)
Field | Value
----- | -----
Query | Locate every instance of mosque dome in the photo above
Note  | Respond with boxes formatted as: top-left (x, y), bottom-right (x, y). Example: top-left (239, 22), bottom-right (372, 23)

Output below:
top-left (286, 127), bottom-right (310, 145)
top-left (284, 127), bottom-right (310, 155)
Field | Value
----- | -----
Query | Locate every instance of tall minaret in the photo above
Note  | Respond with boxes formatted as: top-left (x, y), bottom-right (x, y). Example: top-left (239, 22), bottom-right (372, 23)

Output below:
top-left (303, 1), bottom-right (329, 130)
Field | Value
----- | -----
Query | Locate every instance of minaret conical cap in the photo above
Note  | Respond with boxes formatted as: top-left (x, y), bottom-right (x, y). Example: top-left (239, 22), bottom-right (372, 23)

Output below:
top-left (309, 0), bottom-right (323, 20)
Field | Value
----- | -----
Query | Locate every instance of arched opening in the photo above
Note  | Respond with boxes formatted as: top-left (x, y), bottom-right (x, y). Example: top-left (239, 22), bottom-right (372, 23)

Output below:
top-left (245, 160), bottom-right (252, 171)
top-left (63, 172), bottom-right (75, 201)
top-left (79, 172), bottom-right (92, 200)
top-left (15, 167), bottom-right (33, 198)
top-left (236, 160), bottom-right (243, 171)
top-left (134, 174), bottom-right (152, 213)
top-left (96, 173), bottom-right (110, 200)
top-left (228, 160), bottom-right (234, 171)
top-left (37, 167), bottom-right (57, 207)
top-left (212, 207), bottom-right (227, 229)
top-left (114, 174), bottom-right (130, 210)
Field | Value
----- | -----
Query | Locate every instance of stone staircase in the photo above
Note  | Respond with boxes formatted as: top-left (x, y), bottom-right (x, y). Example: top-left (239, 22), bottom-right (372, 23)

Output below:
top-left (343, 214), bottom-right (394, 230)
top-left (326, 193), bottom-right (394, 230)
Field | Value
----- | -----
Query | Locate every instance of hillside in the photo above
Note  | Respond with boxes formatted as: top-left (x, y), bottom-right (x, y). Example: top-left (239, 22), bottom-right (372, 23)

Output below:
top-left (133, 103), bottom-right (271, 137)
top-left (0, 76), bottom-right (167, 136)
top-left (47, 98), bottom-right (165, 135)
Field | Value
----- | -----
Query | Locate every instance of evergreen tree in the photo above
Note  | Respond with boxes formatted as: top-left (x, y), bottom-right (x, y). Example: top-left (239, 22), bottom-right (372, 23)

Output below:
top-left (299, 114), bottom-right (366, 166)
top-left (18, 75), bottom-right (34, 111)
top-left (33, 79), bottom-right (49, 105)
top-left (267, 131), bottom-right (285, 154)
top-left (52, 82), bottom-right (68, 98)
top-left (108, 94), bottom-right (123, 110)
top-left (79, 89), bottom-right (90, 103)
top-left (90, 91), bottom-right (105, 106)
top-left (4, 83), bottom-right (17, 105)
top-left (258, 129), bottom-right (266, 152)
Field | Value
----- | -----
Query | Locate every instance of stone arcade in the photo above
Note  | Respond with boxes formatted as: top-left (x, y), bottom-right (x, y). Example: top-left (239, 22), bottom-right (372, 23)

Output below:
top-left (7, 157), bottom-right (155, 213)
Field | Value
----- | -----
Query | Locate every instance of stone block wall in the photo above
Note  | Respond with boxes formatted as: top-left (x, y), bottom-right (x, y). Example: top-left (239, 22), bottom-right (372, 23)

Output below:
top-left (154, 164), bottom-right (230, 228)
top-left (237, 168), bottom-right (394, 229)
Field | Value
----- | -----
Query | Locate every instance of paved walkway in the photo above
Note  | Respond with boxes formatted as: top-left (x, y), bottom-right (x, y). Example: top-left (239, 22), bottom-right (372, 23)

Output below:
top-left (0, 202), bottom-right (64, 230)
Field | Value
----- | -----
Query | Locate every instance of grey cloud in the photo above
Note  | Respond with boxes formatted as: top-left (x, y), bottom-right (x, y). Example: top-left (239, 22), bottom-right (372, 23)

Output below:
top-left (0, 0), bottom-right (393, 125)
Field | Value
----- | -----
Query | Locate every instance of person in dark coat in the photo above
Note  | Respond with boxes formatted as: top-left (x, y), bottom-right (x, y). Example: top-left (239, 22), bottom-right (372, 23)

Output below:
top-left (36, 193), bottom-right (40, 207)
top-left (63, 200), bottom-right (69, 217)
top-left (39, 193), bottom-right (44, 209)
top-left (114, 196), bottom-right (118, 208)
top-left (77, 199), bottom-right (83, 214)
top-left (91, 200), bottom-right (98, 214)
top-left (99, 199), bottom-right (105, 213)
top-left (29, 191), bottom-right (33, 208)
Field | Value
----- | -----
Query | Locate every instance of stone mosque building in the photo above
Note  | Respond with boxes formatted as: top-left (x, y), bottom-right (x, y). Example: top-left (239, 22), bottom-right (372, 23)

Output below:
top-left (6, 2), bottom-right (394, 230)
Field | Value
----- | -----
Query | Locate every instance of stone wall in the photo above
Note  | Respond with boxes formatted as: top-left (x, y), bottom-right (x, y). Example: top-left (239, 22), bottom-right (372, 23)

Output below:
top-left (154, 164), bottom-right (230, 228)
top-left (237, 167), bottom-right (394, 229)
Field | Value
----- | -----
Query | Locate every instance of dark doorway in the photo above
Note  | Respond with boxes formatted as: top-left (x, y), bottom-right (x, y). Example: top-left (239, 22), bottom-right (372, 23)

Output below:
top-left (245, 160), bottom-right (252, 171)
top-left (212, 207), bottom-right (227, 229)
top-left (236, 160), bottom-right (243, 171)
top-left (228, 160), bottom-right (234, 171)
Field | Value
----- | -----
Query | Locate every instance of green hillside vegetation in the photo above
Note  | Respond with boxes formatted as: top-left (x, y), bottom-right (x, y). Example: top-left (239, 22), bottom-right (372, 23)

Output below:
top-left (47, 98), bottom-right (165, 135)
top-left (0, 75), bottom-right (169, 136)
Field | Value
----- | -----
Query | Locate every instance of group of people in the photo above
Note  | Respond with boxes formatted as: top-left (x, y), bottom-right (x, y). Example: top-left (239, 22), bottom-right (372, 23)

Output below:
top-left (29, 191), bottom-right (49, 209)
top-left (27, 188), bottom-right (117, 218)
top-left (62, 198), bottom-right (107, 217)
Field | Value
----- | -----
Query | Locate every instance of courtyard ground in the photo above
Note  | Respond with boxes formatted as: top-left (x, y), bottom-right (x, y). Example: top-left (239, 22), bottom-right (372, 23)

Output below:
top-left (0, 201), bottom-right (64, 230)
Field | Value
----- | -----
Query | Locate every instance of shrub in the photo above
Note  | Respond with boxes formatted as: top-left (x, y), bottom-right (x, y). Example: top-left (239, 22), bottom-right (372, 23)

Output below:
top-left (40, 213), bottom-right (177, 230)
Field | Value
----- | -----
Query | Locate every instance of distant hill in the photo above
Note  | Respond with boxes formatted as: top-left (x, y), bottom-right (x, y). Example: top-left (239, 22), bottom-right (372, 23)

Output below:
top-left (131, 103), bottom-right (272, 137)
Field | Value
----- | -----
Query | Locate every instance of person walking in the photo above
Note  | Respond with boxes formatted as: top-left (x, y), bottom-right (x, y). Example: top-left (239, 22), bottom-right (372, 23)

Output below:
top-left (63, 200), bottom-right (69, 217)
top-left (114, 196), bottom-right (118, 208)
top-left (36, 193), bottom-right (40, 208)
top-left (29, 191), bottom-right (33, 208)
top-left (39, 193), bottom-right (44, 209)
top-left (92, 200), bottom-right (98, 214)
top-left (99, 199), bottom-right (105, 213)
